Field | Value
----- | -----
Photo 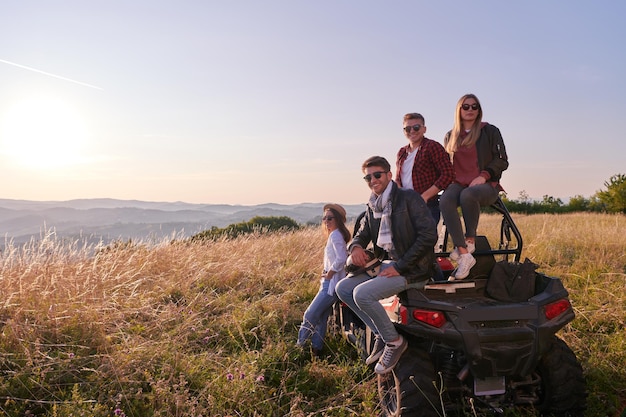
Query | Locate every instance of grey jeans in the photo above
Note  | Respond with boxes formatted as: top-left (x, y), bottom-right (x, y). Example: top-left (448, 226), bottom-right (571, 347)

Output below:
top-left (440, 183), bottom-right (499, 249)
top-left (335, 262), bottom-right (408, 343)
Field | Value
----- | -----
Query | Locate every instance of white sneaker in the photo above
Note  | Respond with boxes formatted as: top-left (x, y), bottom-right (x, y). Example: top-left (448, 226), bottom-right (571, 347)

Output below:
top-left (449, 241), bottom-right (475, 261)
top-left (449, 253), bottom-right (476, 281)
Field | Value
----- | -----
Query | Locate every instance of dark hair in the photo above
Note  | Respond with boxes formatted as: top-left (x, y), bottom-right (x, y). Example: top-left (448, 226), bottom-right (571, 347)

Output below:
top-left (403, 113), bottom-right (425, 124)
top-left (323, 207), bottom-right (351, 243)
top-left (362, 156), bottom-right (391, 172)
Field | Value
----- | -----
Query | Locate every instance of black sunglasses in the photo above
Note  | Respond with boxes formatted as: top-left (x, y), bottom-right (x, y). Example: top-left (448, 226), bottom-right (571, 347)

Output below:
top-left (363, 171), bottom-right (388, 182)
top-left (461, 103), bottom-right (480, 111)
top-left (403, 124), bottom-right (422, 133)
top-left (322, 216), bottom-right (335, 221)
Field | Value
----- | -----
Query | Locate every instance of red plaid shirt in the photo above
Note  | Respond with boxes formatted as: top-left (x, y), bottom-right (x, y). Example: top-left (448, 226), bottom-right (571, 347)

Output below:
top-left (395, 137), bottom-right (455, 201)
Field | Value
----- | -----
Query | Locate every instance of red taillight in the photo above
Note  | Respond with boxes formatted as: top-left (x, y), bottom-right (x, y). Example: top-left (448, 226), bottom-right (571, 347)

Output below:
top-left (412, 309), bottom-right (447, 328)
top-left (399, 306), bottom-right (408, 324)
top-left (544, 299), bottom-right (571, 320)
top-left (437, 257), bottom-right (455, 272)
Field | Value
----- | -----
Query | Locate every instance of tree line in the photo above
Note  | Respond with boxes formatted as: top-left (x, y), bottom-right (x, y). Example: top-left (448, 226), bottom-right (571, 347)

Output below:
top-left (502, 173), bottom-right (626, 214)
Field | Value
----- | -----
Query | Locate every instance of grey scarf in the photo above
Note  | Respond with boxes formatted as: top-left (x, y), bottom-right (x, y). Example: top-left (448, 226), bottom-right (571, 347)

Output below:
top-left (368, 182), bottom-right (393, 252)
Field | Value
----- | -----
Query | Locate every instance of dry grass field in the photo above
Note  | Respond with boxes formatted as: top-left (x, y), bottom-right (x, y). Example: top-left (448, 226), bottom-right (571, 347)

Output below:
top-left (0, 212), bottom-right (624, 416)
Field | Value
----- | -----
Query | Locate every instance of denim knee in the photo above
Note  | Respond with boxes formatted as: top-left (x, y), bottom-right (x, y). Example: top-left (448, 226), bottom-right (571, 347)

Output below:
top-left (352, 283), bottom-right (376, 308)
top-left (334, 278), bottom-right (352, 303)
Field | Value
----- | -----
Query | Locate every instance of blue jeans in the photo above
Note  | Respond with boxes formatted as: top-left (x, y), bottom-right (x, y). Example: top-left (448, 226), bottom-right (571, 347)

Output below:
top-left (297, 278), bottom-right (337, 351)
top-left (427, 198), bottom-right (445, 281)
top-left (335, 263), bottom-right (408, 343)
top-left (426, 198), bottom-right (441, 225)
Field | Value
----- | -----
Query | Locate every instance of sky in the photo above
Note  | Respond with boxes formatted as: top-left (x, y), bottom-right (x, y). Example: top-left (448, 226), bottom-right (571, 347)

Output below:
top-left (1, 1), bottom-right (624, 206)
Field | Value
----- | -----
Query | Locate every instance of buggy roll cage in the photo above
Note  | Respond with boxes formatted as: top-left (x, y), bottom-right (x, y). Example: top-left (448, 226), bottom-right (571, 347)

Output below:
top-left (437, 196), bottom-right (523, 263)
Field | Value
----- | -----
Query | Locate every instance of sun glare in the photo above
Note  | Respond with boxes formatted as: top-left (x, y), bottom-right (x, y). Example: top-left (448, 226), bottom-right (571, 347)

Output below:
top-left (0, 96), bottom-right (91, 170)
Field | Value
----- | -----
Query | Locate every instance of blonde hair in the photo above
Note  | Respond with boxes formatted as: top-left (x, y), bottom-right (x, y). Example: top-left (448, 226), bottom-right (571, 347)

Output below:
top-left (403, 113), bottom-right (424, 124)
top-left (445, 94), bottom-right (483, 155)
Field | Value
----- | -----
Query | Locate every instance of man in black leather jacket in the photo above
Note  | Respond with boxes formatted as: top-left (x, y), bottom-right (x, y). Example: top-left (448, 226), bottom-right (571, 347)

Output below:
top-left (336, 156), bottom-right (437, 375)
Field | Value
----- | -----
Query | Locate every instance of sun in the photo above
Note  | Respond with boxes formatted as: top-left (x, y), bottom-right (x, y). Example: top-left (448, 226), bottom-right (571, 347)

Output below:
top-left (0, 96), bottom-right (91, 170)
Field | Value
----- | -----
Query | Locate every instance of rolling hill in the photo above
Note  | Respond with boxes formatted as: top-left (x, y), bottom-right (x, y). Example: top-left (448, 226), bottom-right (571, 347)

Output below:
top-left (0, 198), bottom-right (366, 247)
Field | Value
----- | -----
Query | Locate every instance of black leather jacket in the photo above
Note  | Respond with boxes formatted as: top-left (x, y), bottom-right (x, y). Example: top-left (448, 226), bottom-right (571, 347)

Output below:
top-left (350, 182), bottom-right (437, 283)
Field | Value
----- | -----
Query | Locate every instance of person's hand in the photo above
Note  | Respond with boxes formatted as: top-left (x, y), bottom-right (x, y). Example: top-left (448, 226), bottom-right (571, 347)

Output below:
top-left (349, 246), bottom-right (368, 267)
top-left (379, 265), bottom-right (399, 277)
top-left (469, 176), bottom-right (487, 187)
top-left (324, 270), bottom-right (335, 280)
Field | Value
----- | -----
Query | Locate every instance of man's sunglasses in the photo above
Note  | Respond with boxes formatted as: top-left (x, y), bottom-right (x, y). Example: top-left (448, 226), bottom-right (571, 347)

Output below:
top-left (363, 171), bottom-right (388, 182)
top-left (403, 124), bottom-right (422, 133)
top-left (461, 103), bottom-right (480, 111)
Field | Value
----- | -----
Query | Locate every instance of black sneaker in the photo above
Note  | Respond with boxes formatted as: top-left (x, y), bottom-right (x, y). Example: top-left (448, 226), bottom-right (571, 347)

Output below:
top-left (374, 335), bottom-right (408, 375)
top-left (365, 336), bottom-right (385, 366)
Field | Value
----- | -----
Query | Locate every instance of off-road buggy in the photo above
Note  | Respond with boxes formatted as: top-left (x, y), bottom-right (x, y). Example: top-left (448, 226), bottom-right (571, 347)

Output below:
top-left (334, 198), bottom-right (587, 416)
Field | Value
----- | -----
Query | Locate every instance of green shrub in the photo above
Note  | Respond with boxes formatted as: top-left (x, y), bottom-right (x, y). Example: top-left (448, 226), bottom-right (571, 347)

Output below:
top-left (191, 215), bottom-right (301, 240)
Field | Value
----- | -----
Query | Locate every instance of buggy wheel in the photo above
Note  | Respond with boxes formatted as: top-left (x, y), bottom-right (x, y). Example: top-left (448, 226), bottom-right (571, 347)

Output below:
top-left (378, 343), bottom-right (443, 417)
top-left (536, 336), bottom-right (587, 416)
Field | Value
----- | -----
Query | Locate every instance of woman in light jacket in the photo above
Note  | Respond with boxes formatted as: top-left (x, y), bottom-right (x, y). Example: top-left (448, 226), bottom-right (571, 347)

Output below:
top-left (297, 203), bottom-right (350, 357)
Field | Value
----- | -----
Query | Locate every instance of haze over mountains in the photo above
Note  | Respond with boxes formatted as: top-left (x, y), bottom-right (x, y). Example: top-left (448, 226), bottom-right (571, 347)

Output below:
top-left (0, 199), bottom-right (367, 247)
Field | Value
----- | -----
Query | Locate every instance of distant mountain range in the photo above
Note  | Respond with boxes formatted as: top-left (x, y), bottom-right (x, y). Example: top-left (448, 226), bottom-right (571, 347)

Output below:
top-left (0, 198), bottom-right (367, 247)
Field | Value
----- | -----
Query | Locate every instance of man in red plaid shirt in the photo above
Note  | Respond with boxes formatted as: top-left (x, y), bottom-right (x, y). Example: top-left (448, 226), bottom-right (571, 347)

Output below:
top-left (396, 113), bottom-right (455, 224)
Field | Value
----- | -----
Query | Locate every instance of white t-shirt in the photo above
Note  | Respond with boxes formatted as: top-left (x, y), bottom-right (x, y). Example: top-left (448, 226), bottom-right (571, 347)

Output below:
top-left (400, 147), bottom-right (419, 190)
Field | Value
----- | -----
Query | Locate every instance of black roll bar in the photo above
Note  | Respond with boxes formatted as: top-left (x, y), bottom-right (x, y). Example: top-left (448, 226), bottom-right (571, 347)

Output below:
top-left (437, 196), bottom-right (523, 263)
